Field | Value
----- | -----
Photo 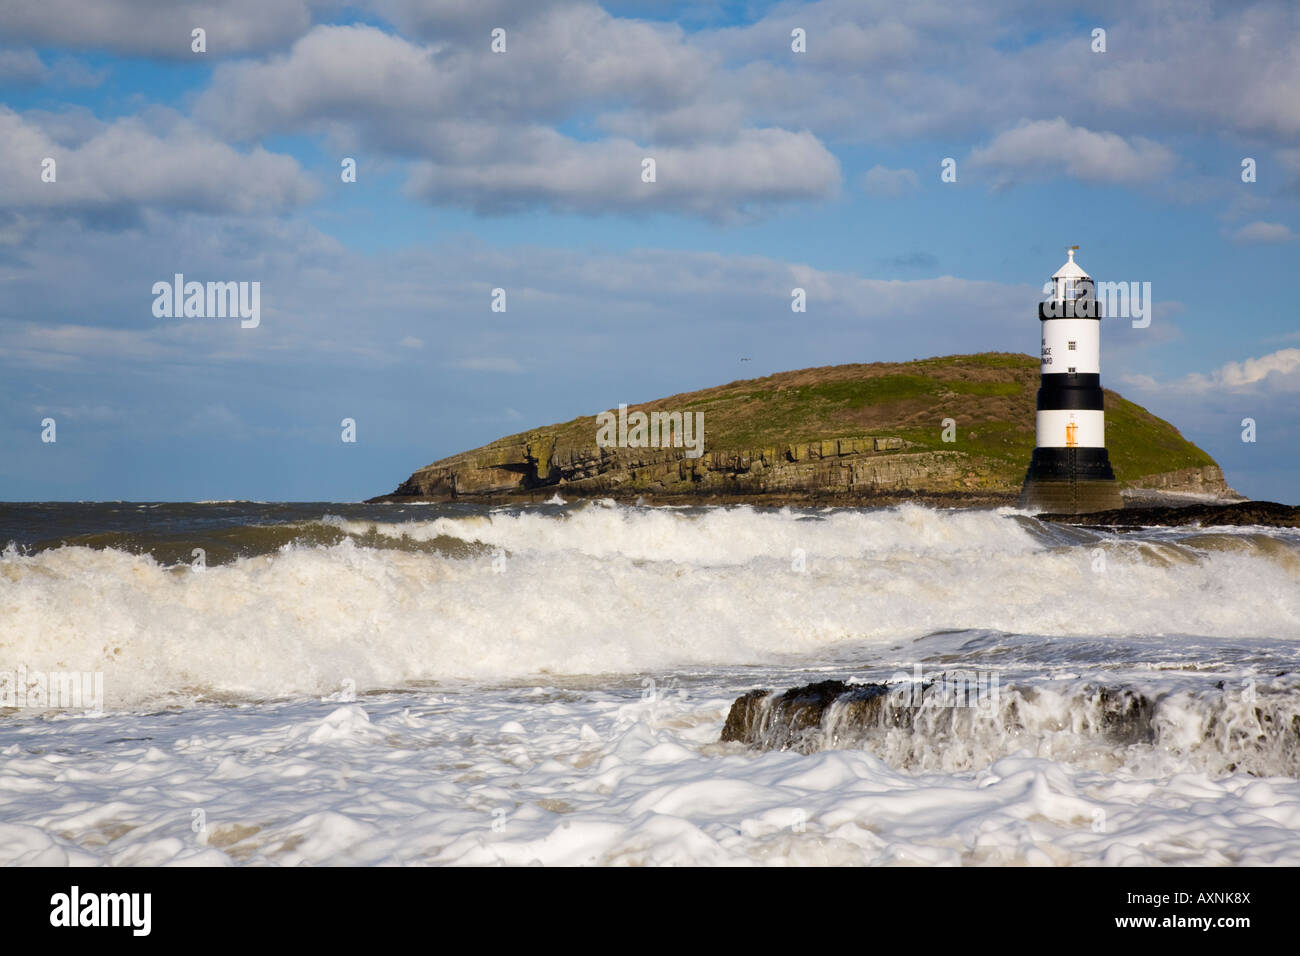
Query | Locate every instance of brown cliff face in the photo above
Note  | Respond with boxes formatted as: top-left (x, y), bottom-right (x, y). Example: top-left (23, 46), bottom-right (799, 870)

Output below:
top-left (375, 354), bottom-right (1237, 506)
top-left (388, 439), bottom-right (1013, 505)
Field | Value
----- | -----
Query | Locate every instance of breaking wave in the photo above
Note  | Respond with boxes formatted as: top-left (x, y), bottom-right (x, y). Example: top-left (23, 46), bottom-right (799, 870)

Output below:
top-left (2, 503), bottom-right (1298, 710)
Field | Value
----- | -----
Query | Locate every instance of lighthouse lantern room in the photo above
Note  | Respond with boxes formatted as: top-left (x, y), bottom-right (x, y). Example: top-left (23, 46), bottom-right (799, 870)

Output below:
top-left (1018, 247), bottom-right (1123, 514)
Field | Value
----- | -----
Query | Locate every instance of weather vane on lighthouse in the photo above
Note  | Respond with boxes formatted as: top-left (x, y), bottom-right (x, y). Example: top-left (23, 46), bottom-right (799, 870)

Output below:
top-left (1018, 247), bottom-right (1123, 514)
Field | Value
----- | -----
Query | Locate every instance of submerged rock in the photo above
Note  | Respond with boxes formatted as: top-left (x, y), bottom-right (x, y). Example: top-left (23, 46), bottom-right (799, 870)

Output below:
top-left (720, 680), bottom-right (894, 750)
top-left (719, 677), bottom-right (1300, 777)
top-left (720, 676), bottom-right (992, 755)
top-left (1094, 687), bottom-right (1157, 745)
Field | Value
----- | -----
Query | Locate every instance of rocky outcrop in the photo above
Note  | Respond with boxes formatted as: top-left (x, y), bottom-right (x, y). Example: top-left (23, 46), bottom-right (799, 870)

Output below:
top-left (387, 434), bottom-right (1007, 503)
top-left (1121, 465), bottom-right (1240, 499)
top-left (374, 355), bottom-right (1235, 506)
top-left (381, 435), bottom-right (1231, 508)
top-left (717, 679), bottom-right (1300, 777)
top-left (720, 681), bottom-right (895, 751)
top-left (719, 679), bottom-right (1155, 755)
top-left (1041, 500), bottom-right (1300, 529)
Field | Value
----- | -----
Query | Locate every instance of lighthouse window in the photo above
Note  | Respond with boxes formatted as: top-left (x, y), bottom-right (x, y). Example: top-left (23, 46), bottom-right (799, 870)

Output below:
top-left (1068, 340), bottom-right (1077, 350)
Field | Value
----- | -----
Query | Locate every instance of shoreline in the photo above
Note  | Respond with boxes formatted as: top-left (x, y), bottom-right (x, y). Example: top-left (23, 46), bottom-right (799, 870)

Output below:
top-left (366, 488), bottom-right (1289, 525)
top-left (1039, 500), bottom-right (1299, 529)
top-left (366, 489), bottom-right (1022, 508)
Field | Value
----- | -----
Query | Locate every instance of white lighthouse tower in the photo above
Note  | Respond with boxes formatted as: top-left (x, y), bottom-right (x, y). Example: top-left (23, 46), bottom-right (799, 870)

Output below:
top-left (1018, 247), bottom-right (1123, 513)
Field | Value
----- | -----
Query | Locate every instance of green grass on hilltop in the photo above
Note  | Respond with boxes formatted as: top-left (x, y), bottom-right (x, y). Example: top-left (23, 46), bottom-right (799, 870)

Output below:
top-left (478, 352), bottom-right (1215, 483)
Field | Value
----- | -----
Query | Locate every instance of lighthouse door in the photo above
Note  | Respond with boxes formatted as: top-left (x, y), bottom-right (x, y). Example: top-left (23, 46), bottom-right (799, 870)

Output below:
top-left (1065, 421), bottom-right (1079, 447)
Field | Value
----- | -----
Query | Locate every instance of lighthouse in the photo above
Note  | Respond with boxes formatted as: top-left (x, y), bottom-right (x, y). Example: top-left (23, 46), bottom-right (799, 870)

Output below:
top-left (1018, 247), bottom-right (1123, 514)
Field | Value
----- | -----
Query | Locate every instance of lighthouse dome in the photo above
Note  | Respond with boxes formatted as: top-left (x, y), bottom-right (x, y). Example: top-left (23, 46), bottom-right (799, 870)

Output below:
top-left (1050, 246), bottom-right (1092, 303)
top-left (1052, 247), bottom-right (1090, 280)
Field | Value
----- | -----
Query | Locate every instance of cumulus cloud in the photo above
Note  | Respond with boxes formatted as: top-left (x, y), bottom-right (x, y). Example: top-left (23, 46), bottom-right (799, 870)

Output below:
top-left (199, 17), bottom-right (709, 141)
top-left (709, 0), bottom-right (1300, 146)
top-left (1080, 1), bottom-right (1300, 141)
top-left (197, 22), bottom-right (835, 221)
top-left (1213, 349), bottom-right (1300, 389)
top-left (0, 0), bottom-right (318, 57)
top-left (196, 26), bottom-right (450, 144)
top-left (0, 107), bottom-right (316, 220)
top-left (405, 125), bottom-right (839, 220)
top-left (1128, 349), bottom-right (1300, 394)
top-left (1231, 221), bottom-right (1296, 242)
top-left (968, 118), bottom-right (1176, 185)
top-left (369, 0), bottom-right (575, 40)
top-left (594, 100), bottom-right (750, 146)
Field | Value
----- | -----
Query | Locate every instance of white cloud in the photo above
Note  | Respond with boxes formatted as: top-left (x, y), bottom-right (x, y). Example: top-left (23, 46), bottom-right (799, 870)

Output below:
top-left (1129, 349), bottom-right (1300, 394)
top-left (404, 126), bottom-right (839, 220)
top-left (197, 23), bottom-right (836, 221)
top-left (594, 100), bottom-right (749, 146)
top-left (1214, 349), bottom-right (1300, 389)
top-left (0, 107), bottom-right (316, 218)
top-left (199, 16), bottom-right (710, 141)
top-left (968, 118), bottom-right (1175, 185)
top-left (1231, 221), bottom-right (1296, 243)
top-left (0, 0), bottom-right (317, 57)
top-left (369, 0), bottom-right (575, 40)
top-left (710, 0), bottom-right (1300, 146)
top-left (196, 26), bottom-right (446, 144)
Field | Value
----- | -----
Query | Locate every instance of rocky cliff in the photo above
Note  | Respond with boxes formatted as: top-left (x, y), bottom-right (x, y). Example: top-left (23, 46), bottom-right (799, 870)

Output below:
top-left (374, 353), bottom-right (1237, 506)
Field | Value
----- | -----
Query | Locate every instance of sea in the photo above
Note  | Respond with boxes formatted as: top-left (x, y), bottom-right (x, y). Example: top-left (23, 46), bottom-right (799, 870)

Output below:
top-left (1, 498), bottom-right (1298, 866)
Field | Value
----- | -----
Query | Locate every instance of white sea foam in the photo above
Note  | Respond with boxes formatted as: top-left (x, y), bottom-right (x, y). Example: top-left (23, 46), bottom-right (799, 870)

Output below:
top-left (3, 503), bottom-right (1300, 866)
top-left (2, 688), bottom-right (1298, 866)
top-left (2, 504), bottom-right (1297, 710)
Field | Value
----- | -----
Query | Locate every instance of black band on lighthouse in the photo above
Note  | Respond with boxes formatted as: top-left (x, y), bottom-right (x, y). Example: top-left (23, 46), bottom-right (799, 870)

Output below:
top-left (1041, 372), bottom-right (1100, 389)
top-left (1037, 382), bottom-right (1104, 411)
top-left (1026, 446), bottom-right (1117, 482)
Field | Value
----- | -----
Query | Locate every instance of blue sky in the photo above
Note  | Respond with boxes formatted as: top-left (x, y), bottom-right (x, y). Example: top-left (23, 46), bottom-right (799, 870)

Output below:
top-left (1, 0), bottom-right (1298, 501)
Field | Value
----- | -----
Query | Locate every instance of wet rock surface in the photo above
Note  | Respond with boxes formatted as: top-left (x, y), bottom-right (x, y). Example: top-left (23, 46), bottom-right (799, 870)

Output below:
top-left (1042, 500), bottom-right (1298, 529)
top-left (719, 677), bottom-right (1300, 776)
top-left (720, 680), bottom-right (894, 750)
top-left (721, 677), bottom-right (992, 755)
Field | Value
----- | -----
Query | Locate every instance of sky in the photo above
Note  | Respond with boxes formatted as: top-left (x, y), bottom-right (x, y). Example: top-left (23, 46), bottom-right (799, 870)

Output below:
top-left (0, 0), bottom-right (1297, 502)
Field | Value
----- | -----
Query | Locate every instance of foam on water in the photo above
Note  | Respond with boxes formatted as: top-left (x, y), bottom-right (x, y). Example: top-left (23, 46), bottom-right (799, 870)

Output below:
top-left (3, 688), bottom-right (1299, 866)
top-left (3, 502), bottom-right (1300, 865)
top-left (3, 503), bottom-right (1298, 709)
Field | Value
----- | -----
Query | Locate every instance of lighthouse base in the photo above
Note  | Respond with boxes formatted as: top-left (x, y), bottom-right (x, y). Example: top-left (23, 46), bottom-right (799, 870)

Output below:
top-left (1018, 447), bottom-right (1123, 515)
